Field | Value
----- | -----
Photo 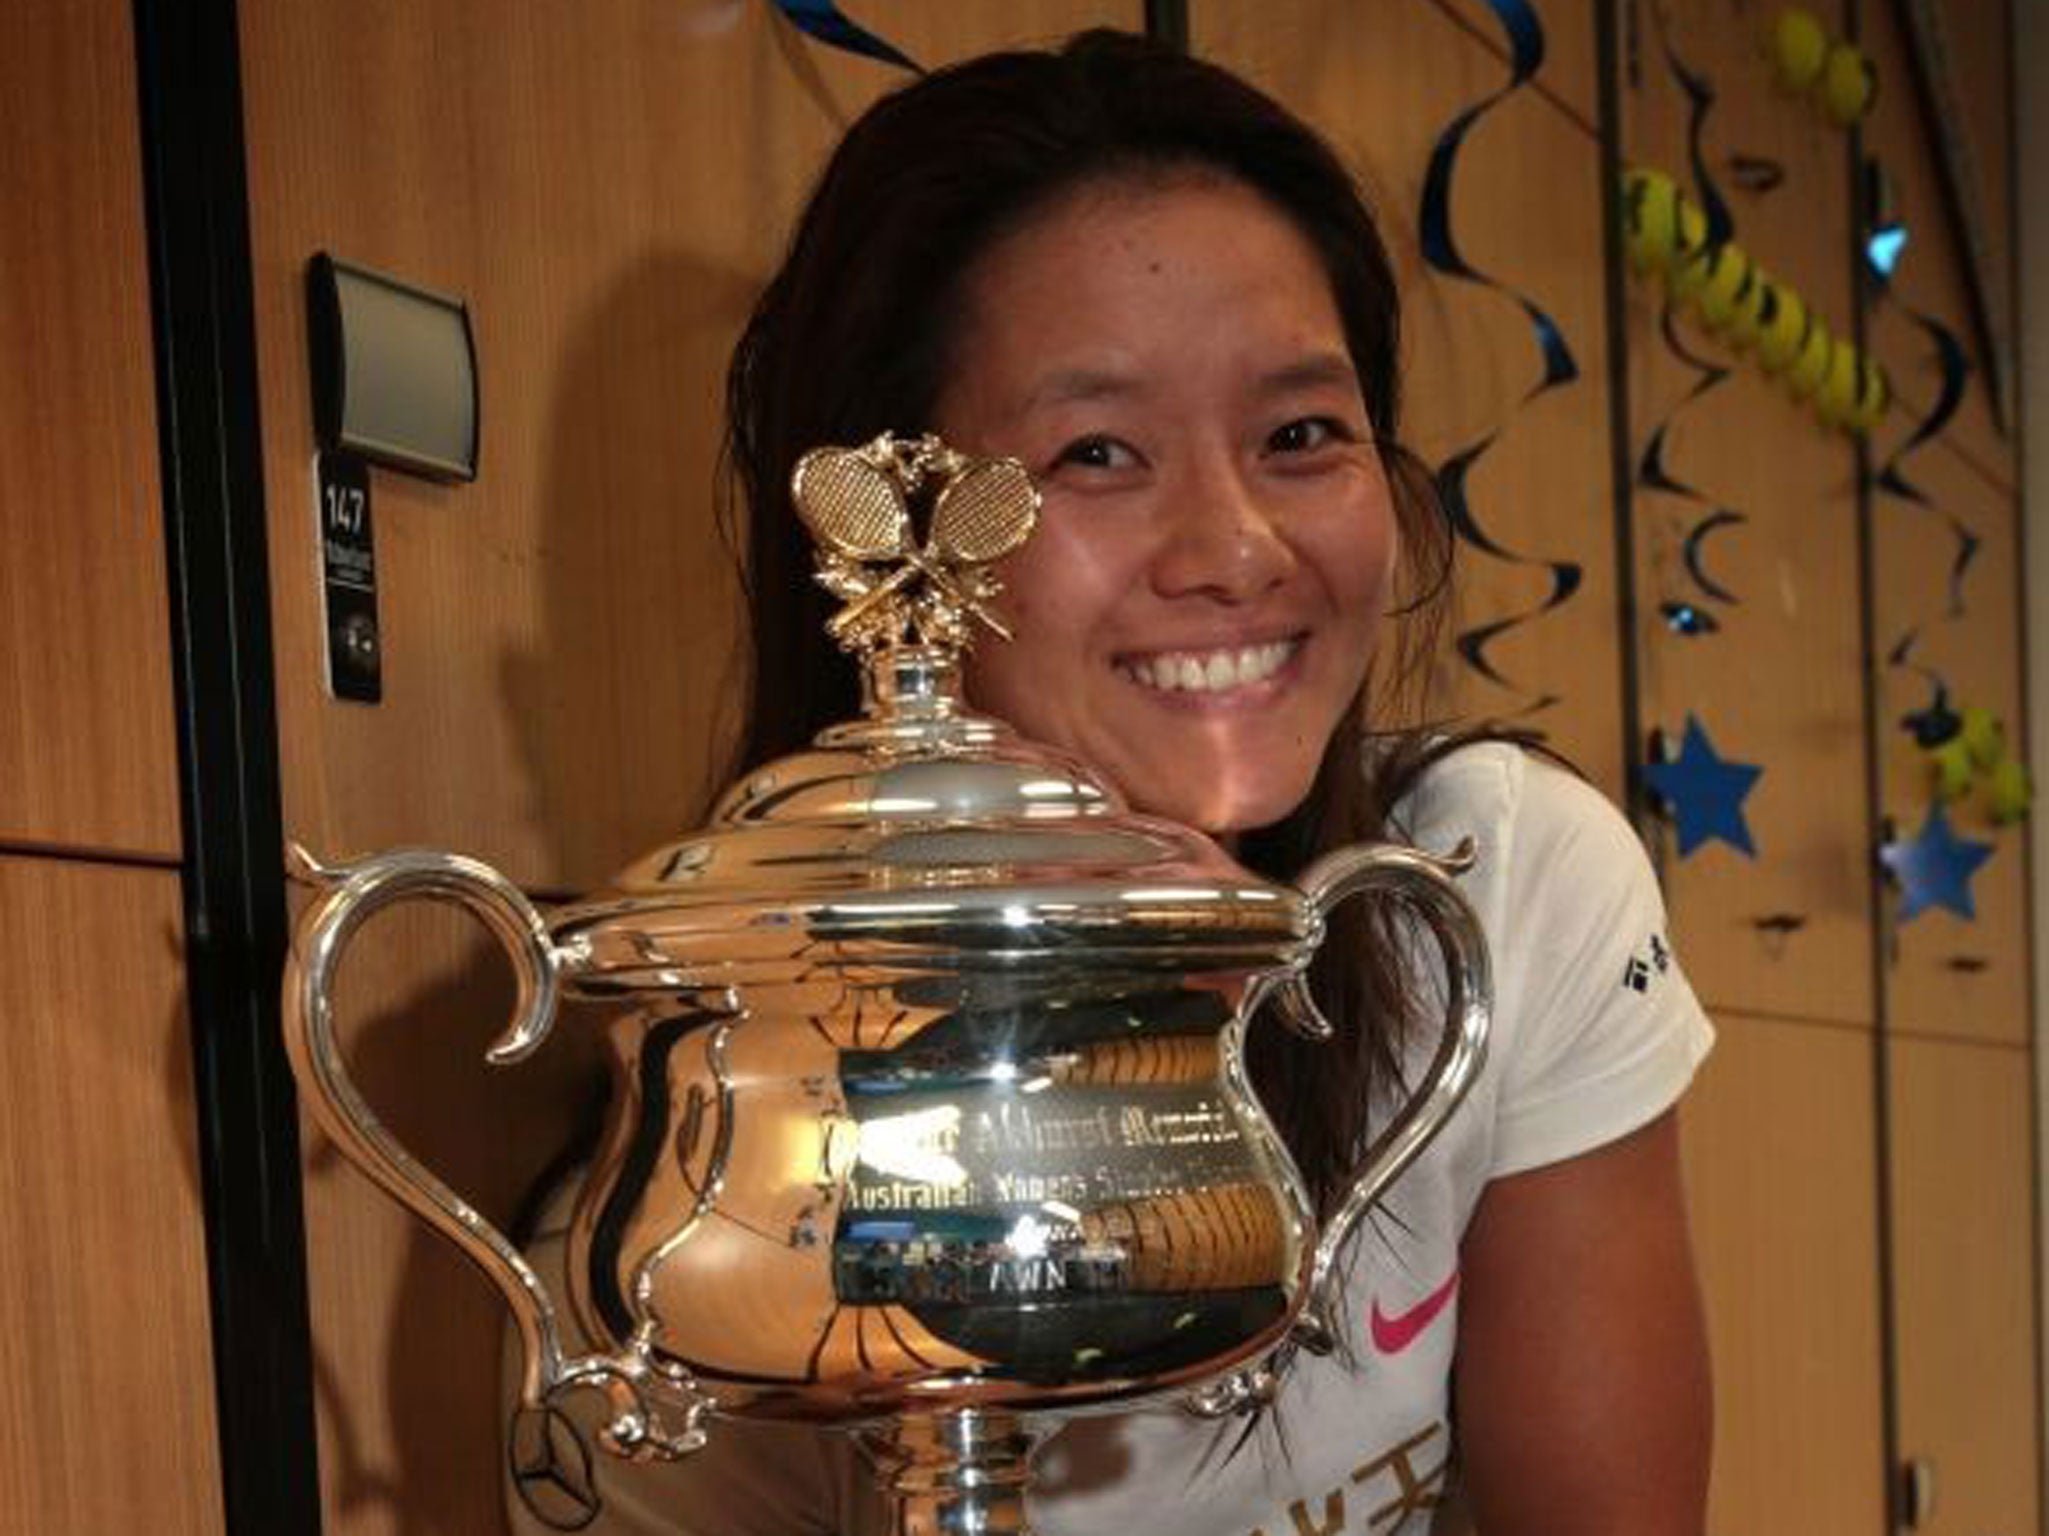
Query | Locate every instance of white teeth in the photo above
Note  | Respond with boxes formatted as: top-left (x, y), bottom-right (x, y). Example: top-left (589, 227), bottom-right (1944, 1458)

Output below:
top-left (1120, 640), bottom-right (1297, 694)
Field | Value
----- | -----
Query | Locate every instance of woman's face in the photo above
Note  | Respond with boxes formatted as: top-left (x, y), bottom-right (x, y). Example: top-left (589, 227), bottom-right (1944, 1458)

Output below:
top-left (935, 175), bottom-right (1401, 833)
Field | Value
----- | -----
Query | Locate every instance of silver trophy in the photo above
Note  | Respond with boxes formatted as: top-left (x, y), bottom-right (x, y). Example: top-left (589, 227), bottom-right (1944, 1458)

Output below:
top-left (283, 431), bottom-right (1491, 1535)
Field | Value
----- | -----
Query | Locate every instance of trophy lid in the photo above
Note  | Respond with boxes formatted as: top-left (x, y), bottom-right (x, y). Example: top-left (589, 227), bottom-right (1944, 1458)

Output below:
top-left (548, 434), bottom-right (1316, 994)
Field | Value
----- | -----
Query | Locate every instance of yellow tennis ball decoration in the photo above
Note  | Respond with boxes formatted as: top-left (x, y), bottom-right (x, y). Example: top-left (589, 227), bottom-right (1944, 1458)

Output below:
top-left (1928, 737), bottom-right (1975, 803)
top-left (1785, 315), bottom-right (1834, 399)
top-left (1850, 355), bottom-right (1891, 434)
top-left (1988, 757), bottom-right (2034, 826)
top-left (1754, 280), bottom-right (1809, 372)
top-left (1763, 11), bottom-right (1880, 130)
top-left (1623, 167), bottom-right (1682, 274)
top-left (1959, 706), bottom-right (2006, 769)
top-left (1917, 704), bottom-right (2031, 824)
top-left (1695, 242), bottom-right (1757, 332)
top-left (1820, 42), bottom-right (1877, 126)
top-left (1726, 262), bottom-right (1772, 347)
top-left (1665, 196), bottom-right (1714, 299)
top-left (1617, 162), bottom-right (1878, 435)
top-left (1814, 336), bottom-right (1863, 427)
top-left (1769, 8), bottom-right (1829, 92)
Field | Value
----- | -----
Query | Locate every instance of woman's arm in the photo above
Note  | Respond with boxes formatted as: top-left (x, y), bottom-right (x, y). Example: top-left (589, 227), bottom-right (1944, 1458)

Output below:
top-left (1451, 1107), bottom-right (1712, 1535)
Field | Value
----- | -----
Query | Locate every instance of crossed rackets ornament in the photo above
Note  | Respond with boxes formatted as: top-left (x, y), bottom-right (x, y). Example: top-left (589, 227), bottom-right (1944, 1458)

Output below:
top-left (792, 431), bottom-right (1040, 655)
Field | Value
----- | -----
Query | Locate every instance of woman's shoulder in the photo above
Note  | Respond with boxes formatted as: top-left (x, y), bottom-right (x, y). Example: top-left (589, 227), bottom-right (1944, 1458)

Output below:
top-left (1390, 738), bottom-right (1711, 1177)
top-left (1387, 737), bottom-right (1679, 1021)
top-left (1391, 737), bottom-right (1642, 885)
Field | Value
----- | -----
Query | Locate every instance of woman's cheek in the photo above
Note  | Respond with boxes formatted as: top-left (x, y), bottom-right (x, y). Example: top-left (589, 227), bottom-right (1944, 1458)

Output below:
top-left (992, 557), bottom-right (1052, 639)
top-left (995, 524), bottom-right (1088, 630)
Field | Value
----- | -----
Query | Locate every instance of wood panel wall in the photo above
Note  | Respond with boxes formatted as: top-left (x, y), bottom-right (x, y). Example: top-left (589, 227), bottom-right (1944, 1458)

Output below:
top-left (0, 857), bottom-right (225, 1536)
top-left (0, 3), bottom-right (224, 1533)
top-left (0, 0), bottom-right (182, 860)
top-left (1889, 1036), bottom-right (2041, 1536)
top-left (1680, 1010), bottom-right (1888, 1536)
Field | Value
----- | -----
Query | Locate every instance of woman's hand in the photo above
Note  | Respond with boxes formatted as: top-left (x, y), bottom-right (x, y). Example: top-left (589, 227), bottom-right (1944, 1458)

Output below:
top-left (1451, 1108), bottom-right (1711, 1534)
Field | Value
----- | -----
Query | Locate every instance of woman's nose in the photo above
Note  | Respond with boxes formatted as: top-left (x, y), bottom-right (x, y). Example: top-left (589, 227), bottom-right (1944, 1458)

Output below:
top-left (1148, 457), bottom-right (1294, 601)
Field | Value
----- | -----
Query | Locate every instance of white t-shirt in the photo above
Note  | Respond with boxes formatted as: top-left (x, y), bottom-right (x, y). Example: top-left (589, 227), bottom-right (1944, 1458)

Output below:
top-left (505, 743), bottom-right (1713, 1536)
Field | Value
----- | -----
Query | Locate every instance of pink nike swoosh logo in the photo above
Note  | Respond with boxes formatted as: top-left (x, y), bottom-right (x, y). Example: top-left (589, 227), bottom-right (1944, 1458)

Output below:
top-left (1370, 1272), bottom-right (1460, 1355)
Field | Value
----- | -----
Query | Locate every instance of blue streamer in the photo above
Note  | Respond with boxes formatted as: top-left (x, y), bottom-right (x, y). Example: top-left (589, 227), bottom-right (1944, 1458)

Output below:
top-left (1873, 301), bottom-right (1978, 739)
top-left (1901, 684), bottom-right (1961, 748)
top-left (1662, 32), bottom-right (1733, 251)
top-left (1417, 0), bottom-right (1584, 709)
top-left (770, 0), bottom-right (921, 72)
top-left (1876, 308), bottom-right (1971, 504)
top-left (1680, 509), bottom-right (1746, 605)
top-left (1637, 30), bottom-right (1747, 629)
top-left (1640, 304), bottom-right (1744, 617)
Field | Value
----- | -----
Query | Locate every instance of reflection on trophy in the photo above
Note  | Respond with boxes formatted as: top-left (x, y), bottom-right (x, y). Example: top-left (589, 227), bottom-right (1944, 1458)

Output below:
top-left (283, 431), bottom-right (1492, 1535)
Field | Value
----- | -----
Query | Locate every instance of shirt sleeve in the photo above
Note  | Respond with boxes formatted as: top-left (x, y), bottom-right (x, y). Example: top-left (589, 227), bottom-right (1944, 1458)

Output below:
top-left (1481, 755), bottom-right (1715, 1177)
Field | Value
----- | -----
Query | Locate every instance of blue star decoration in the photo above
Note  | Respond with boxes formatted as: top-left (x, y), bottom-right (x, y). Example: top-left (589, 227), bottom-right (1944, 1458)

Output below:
top-left (1641, 715), bottom-right (1763, 858)
top-left (1879, 805), bottom-right (1995, 921)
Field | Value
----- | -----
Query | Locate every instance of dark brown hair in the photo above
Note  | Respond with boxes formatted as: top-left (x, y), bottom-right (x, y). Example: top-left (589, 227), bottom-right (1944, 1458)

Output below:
top-left (723, 29), bottom-right (1464, 1215)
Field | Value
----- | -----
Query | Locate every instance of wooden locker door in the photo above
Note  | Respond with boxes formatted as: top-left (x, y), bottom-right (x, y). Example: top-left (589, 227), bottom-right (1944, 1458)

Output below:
top-left (1619, 0), bottom-right (1874, 1027)
top-left (1872, 439), bottom-right (2027, 1045)
top-left (235, 6), bottom-right (1140, 1533)
top-left (0, 856), bottom-right (224, 1536)
top-left (1887, 1035), bottom-right (2042, 1536)
top-left (1861, 0), bottom-right (2026, 1049)
top-left (1195, 0), bottom-right (1628, 800)
top-left (1680, 1012), bottom-right (1888, 1535)
top-left (0, 0), bottom-right (182, 859)
top-left (1860, 6), bottom-right (2039, 1529)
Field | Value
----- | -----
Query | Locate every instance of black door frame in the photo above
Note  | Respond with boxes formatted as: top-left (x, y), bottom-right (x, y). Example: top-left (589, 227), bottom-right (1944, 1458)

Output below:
top-left (133, 0), bottom-right (323, 1529)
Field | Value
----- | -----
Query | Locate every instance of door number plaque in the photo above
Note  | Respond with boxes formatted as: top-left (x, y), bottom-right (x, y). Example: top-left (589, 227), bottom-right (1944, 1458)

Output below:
top-left (317, 451), bottom-right (381, 703)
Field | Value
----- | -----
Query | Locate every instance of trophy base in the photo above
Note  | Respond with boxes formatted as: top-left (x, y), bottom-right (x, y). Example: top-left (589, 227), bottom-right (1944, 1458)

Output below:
top-left (858, 1408), bottom-right (1044, 1536)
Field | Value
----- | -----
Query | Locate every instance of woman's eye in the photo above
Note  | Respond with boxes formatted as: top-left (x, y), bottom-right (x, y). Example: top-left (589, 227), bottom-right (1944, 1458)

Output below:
top-left (1267, 416), bottom-right (1351, 454)
top-left (1052, 435), bottom-right (1137, 471)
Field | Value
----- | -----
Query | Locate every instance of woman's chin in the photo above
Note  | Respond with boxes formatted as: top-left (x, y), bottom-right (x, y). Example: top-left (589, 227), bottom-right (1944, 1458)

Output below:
top-left (1136, 779), bottom-right (1313, 842)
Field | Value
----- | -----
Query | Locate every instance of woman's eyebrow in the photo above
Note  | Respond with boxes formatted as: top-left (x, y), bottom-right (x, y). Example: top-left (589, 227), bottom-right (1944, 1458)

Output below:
top-left (1023, 367), bottom-right (1146, 410)
top-left (1253, 352), bottom-right (1360, 397)
top-left (1021, 353), bottom-right (1359, 410)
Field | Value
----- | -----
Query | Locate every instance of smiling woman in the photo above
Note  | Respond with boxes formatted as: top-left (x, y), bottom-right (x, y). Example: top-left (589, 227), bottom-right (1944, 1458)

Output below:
top-left (509, 28), bottom-right (1713, 1536)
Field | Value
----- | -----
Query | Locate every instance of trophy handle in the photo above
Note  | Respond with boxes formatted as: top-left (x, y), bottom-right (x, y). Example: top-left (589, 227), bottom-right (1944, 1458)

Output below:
top-left (1270, 837), bottom-right (1493, 1353)
top-left (281, 844), bottom-right (715, 1459)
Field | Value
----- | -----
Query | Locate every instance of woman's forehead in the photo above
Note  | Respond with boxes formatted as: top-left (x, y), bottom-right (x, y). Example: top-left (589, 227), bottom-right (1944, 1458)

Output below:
top-left (944, 184), bottom-right (1356, 402)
